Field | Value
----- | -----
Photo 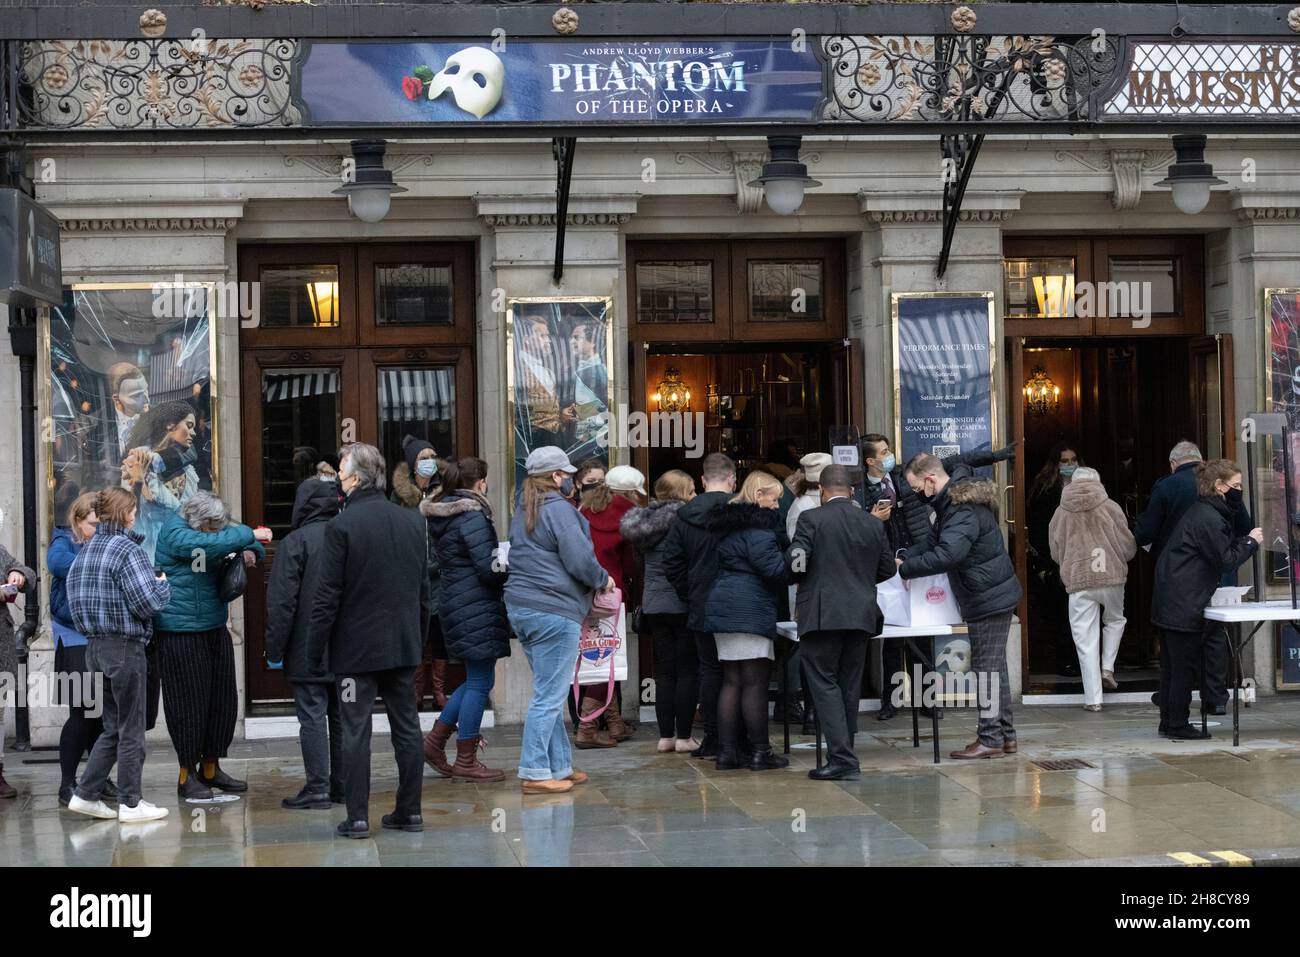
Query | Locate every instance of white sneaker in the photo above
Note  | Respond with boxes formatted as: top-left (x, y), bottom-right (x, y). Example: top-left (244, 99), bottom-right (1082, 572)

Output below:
top-left (118, 799), bottom-right (169, 823)
top-left (67, 795), bottom-right (117, 820)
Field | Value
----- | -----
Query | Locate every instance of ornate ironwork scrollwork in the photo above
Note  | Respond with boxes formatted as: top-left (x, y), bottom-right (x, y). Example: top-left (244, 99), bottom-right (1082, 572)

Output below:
top-left (17, 37), bottom-right (301, 130)
top-left (821, 34), bottom-right (1123, 124)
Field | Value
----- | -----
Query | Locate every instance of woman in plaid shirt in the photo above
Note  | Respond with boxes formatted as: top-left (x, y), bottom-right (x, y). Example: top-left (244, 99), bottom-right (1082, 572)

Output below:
top-left (65, 487), bottom-right (172, 823)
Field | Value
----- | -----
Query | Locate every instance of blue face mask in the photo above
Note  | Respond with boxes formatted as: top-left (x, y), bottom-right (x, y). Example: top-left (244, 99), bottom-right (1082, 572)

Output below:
top-left (416, 458), bottom-right (438, 478)
top-left (1060, 464), bottom-right (1077, 478)
top-left (881, 453), bottom-right (896, 474)
top-left (560, 477), bottom-right (575, 496)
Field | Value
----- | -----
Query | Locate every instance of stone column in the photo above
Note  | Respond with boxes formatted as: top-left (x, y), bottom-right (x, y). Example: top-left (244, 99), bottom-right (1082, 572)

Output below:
top-left (854, 190), bottom-right (1025, 700)
top-left (1214, 192), bottom-right (1300, 696)
top-left (474, 195), bottom-right (638, 725)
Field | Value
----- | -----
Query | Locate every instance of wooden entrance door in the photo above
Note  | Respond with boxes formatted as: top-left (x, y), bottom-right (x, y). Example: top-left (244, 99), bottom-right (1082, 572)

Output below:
top-left (238, 243), bottom-right (476, 707)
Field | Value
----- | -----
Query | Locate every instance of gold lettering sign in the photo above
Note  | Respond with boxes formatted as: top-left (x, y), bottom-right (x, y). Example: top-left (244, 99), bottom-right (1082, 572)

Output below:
top-left (1106, 42), bottom-right (1300, 116)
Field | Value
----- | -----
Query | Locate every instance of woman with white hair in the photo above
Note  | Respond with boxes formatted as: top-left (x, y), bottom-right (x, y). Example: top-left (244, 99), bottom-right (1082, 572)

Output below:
top-left (153, 490), bottom-right (268, 800)
top-left (1047, 467), bottom-right (1137, 711)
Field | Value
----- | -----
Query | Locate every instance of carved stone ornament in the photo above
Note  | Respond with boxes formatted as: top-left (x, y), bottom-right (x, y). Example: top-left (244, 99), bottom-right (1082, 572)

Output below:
top-left (1237, 206), bottom-right (1300, 222)
top-left (951, 6), bottom-right (977, 34)
top-left (60, 217), bottom-right (241, 233)
top-left (139, 9), bottom-right (167, 39)
top-left (866, 209), bottom-right (1015, 224)
top-left (1290, 7), bottom-right (1300, 33)
top-left (675, 149), bottom-right (822, 216)
top-left (1054, 149), bottom-right (1175, 210)
top-left (480, 213), bottom-right (632, 228)
top-left (552, 8), bottom-right (579, 36)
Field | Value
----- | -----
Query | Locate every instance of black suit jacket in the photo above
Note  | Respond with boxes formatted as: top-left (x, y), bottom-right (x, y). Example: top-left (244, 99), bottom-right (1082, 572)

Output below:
top-left (787, 496), bottom-right (896, 638)
top-left (306, 487), bottom-right (431, 676)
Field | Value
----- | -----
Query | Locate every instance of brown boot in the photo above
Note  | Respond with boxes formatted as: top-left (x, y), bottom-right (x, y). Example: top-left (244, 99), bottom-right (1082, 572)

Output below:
top-left (0, 763), bottom-right (15, 799)
top-left (452, 737), bottom-right (506, 783)
top-left (431, 659), bottom-right (449, 710)
top-left (576, 697), bottom-right (617, 749)
top-left (604, 693), bottom-right (634, 742)
top-left (423, 719), bottom-right (456, 777)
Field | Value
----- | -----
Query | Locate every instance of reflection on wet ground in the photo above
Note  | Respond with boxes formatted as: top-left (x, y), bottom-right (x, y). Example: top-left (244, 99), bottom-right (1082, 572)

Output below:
top-left (5, 700), bottom-right (1300, 866)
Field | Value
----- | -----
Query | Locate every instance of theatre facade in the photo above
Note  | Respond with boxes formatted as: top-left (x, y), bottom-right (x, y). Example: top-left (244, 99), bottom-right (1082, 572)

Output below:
top-left (3, 2), bottom-right (1300, 744)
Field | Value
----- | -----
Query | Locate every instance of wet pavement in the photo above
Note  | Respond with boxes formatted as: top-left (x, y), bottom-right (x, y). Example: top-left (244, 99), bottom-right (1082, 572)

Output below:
top-left (5, 699), bottom-right (1300, 866)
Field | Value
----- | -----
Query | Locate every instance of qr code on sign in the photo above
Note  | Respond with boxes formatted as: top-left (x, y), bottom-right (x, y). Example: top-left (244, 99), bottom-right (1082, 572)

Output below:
top-left (932, 445), bottom-right (960, 458)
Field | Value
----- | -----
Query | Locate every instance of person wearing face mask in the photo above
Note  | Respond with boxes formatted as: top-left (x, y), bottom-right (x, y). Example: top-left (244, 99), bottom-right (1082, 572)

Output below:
top-left (898, 454), bottom-right (1022, 759)
top-left (505, 446), bottom-right (613, 793)
top-left (390, 435), bottom-right (457, 712)
top-left (308, 443), bottom-right (431, 838)
top-left (571, 459), bottom-right (606, 508)
top-left (861, 433), bottom-right (1016, 719)
top-left (1151, 460), bottom-right (1262, 740)
top-left (1027, 443), bottom-right (1083, 678)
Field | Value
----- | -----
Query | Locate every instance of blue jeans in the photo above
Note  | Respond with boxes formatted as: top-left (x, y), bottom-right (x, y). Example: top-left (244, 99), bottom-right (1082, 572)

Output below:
top-left (507, 604), bottom-right (580, 781)
top-left (438, 658), bottom-right (496, 738)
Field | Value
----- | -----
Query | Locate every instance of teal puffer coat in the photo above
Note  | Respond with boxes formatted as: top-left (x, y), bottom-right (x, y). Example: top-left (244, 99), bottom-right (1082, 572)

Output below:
top-left (153, 510), bottom-right (264, 633)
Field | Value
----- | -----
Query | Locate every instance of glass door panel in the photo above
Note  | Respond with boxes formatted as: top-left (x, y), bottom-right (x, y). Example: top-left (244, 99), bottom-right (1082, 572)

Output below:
top-left (259, 366), bottom-right (343, 540)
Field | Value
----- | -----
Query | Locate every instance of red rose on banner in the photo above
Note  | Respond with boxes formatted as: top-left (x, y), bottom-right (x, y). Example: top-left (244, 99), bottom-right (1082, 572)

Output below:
top-left (402, 76), bottom-right (423, 100)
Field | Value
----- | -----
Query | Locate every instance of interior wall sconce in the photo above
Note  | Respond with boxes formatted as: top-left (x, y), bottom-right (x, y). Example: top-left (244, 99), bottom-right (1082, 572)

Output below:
top-left (1024, 365), bottom-right (1061, 415)
top-left (652, 366), bottom-right (691, 412)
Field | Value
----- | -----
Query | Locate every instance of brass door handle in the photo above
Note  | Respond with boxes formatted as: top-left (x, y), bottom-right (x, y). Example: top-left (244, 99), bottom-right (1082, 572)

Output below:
top-left (1005, 484), bottom-right (1016, 525)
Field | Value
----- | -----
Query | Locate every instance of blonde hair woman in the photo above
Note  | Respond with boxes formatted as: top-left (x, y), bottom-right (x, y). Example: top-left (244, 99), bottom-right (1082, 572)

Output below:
top-left (701, 471), bottom-right (790, 772)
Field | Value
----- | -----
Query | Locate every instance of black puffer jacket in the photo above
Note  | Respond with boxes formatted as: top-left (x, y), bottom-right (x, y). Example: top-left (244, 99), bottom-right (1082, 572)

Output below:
top-left (1152, 494), bottom-right (1257, 633)
top-left (620, 499), bottom-right (688, 616)
top-left (265, 479), bottom-right (340, 683)
top-left (422, 490), bottom-right (510, 661)
top-left (702, 502), bottom-right (789, 639)
top-left (660, 490), bottom-right (733, 631)
top-left (861, 445), bottom-right (1015, 556)
top-left (898, 470), bottom-right (1022, 621)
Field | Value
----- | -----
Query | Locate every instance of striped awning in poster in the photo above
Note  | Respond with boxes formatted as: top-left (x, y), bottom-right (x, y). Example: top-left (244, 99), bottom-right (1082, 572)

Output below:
top-left (379, 368), bottom-right (455, 423)
top-left (263, 370), bottom-right (340, 403)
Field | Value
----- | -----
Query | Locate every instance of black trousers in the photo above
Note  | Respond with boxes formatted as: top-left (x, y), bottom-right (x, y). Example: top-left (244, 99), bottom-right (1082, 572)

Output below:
top-left (801, 630), bottom-right (868, 769)
top-left (1202, 624), bottom-right (1230, 710)
top-left (1161, 628), bottom-right (1204, 730)
top-left (338, 667), bottom-right (424, 824)
top-left (693, 629), bottom-right (722, 741)
top-left (155, 628), bottom-right (238, 768)
top-left (646, 613), bottom-right (697, 739)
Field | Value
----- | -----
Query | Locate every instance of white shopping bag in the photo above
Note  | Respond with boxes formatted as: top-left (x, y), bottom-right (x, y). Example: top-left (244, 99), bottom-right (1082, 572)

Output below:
top-left (575, 604), bottom-right (628, 682)
top-left (877, 573), bottom-right (963, 628)
top-left (908, 573), bottom-right (963, 628)
top-left (877, 573), bottom-right (912, 626)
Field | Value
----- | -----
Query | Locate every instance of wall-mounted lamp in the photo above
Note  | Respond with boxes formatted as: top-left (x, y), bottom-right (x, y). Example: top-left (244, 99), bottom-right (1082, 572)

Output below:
top-left (332, 139), bottom-right (407, 223)
top-left (747, 135), bottom-right (821, 216)
top-left (1154, 134), bottom-right (1225, 216)
top-left (1023, 365), bottom-right (1061, 416)
top-left (652, 366), bottom-right (691, 412)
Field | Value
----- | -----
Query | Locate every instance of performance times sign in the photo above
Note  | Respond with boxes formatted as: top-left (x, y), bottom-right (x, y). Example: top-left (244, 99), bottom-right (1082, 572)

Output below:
top-left (295, 40), bottom-right (824, 126)
top-left (892, 293), bottom-right (996, 469)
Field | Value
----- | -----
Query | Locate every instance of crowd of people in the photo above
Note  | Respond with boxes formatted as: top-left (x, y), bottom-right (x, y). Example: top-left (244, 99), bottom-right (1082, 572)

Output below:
top-left (7, 424), bottom-right (1263, 834)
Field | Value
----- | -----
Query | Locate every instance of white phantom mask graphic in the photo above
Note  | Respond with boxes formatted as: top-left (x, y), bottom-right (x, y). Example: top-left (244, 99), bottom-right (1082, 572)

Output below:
top-left (935, 638), bottom-right (971, 675)
top-left (427, 46), bottom-right (505, 119)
